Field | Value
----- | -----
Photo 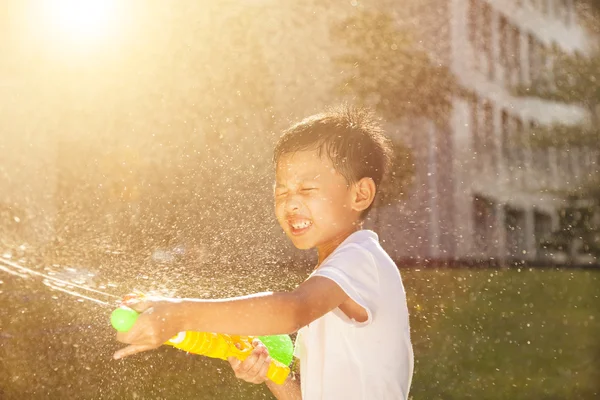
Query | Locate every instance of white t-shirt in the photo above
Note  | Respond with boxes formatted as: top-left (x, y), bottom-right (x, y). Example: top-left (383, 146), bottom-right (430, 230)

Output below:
top-left (293, 230), bottom-right (413, 400)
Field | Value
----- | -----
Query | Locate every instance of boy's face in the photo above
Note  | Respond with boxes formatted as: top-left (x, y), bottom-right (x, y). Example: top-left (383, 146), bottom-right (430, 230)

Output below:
top-left (274, 150), bottom-right (360, 251)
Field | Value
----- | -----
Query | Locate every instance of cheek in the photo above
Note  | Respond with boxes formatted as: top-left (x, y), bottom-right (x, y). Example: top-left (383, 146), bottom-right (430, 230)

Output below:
top-left (308, 196), bottom-right (338, 221)
top-left (274, 200), bottom-right (284, 220)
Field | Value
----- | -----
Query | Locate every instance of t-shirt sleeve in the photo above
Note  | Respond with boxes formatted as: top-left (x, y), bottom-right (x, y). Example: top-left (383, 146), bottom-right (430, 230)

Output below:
top-left (311, 243), bottom-right (379, 326)
top-left (293, 331), bottom-right (302, 359)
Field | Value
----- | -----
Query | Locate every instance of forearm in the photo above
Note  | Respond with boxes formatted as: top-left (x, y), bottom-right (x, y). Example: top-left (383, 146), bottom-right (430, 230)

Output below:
top-left (266, 376), bottom-right (302, 400)
top-left (173, 292), bottom-right (302, 336)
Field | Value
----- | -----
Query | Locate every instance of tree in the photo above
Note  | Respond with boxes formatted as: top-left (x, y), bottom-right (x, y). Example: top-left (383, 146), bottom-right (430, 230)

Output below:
top-left (370, 139), bottom-right (415, 228)
top-left (331, 11), bottom-right (460, 126)
top-left (575, 0), bottom-right (600, 35)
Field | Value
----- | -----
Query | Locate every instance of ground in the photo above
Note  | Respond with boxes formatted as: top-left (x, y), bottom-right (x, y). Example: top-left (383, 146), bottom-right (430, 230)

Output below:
top-left (1, 256), bottom-right (598, 399)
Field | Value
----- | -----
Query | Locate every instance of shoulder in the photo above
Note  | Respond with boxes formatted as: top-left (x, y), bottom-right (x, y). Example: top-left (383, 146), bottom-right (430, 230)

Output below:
top-left (315, 242), bottom-right (380, 290)
top-left (327, 230), bottom-right (380, 264)
top-left (322, 242), bottom-right (376, 271)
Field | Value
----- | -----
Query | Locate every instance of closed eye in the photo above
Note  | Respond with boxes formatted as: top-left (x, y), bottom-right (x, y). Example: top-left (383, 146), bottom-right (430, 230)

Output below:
top-left (301, 188), bottom-right (318, 193)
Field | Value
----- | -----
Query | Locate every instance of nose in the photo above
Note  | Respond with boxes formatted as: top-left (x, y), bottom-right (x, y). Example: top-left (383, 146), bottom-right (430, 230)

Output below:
top-left (284, 194), bottom-right (302, 213)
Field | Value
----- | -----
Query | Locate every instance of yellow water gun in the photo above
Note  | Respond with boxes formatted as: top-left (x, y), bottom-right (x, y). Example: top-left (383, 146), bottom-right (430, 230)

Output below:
top-left (111, 304), bottom-right (294, 385)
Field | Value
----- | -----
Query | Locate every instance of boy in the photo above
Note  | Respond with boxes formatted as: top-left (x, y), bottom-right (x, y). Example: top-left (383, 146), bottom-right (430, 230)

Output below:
top-left (114, 106), bottom-right (414, 399)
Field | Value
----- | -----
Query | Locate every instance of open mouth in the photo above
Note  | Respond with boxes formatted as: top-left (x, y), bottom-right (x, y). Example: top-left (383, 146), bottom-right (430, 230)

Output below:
top-left (288, 219), bottom-right (313, 236)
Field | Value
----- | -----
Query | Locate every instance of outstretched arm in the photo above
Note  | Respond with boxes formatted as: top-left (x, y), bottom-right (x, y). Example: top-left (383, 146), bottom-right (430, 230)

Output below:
top-left (114, 276), bottom-right (349, 359)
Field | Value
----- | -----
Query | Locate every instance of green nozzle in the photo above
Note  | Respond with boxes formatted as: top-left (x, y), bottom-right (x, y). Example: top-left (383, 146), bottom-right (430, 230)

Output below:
top-left (258, 334), bottom-right (294, 366)
top-left (111, 306), bottom-right (139, 332)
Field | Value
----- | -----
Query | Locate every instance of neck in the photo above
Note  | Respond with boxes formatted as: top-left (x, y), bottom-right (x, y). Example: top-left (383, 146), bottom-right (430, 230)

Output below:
top-left (316, 223), bottom-right (364, 266)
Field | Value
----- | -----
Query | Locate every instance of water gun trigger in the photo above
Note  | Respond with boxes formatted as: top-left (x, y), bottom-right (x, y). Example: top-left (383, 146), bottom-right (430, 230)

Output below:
top-left (228, 336), bottom-right (255, 359)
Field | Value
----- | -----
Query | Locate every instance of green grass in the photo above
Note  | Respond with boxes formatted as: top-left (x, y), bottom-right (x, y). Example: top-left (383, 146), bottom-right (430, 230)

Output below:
top-left (403, 268), bottom-right (600, 400)
top-left (1, 266), bottom-right (598, 399)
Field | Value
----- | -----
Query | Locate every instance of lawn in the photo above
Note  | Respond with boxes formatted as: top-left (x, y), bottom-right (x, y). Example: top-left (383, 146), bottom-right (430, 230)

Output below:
top-left (403, 267), bottom-right (600, 400)
top-left (1, 262), bottom-right (598, 399)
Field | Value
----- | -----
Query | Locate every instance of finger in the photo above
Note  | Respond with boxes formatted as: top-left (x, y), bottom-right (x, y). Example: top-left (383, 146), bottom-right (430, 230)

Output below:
top-left (228, 356), bottom-right (241, 369)
top-left (236, 346), bottom-right (266, 375)
top-left (251, 338), bottom-right (263, 348)
top-left (116, 331), bottom-right (134, 344)
top-left (246, 348), bottom-right (269, 377)
top-left (259, 356), bottom-right (271, 380)
top-left (115, 330), bottom-right (145, 344)
top-left (249, 356), bottom-right (270, 384)
top-left (113, 344), bottom-right (156, 360)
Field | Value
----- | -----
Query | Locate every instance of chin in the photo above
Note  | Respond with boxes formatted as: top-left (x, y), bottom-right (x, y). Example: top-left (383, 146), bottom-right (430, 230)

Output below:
top-left (291, 240), bottom-right (314, 250)
top-left (286, 234), bottom-right (316, 250)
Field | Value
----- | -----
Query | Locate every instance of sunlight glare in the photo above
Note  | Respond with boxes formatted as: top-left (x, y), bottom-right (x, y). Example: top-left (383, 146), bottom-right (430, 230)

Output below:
top-left (43, 0), bottom-right (117, 43)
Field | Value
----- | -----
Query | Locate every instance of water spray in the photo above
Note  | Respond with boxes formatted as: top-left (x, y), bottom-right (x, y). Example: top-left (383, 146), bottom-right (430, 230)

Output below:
top-left (0, 257), bottom-right (119, 306)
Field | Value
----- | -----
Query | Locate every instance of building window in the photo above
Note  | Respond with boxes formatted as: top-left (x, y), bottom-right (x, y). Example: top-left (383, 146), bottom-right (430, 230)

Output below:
top-left (499, 16), bottom-right (509, 61)
top-left (471, 97), bottom-right (483, 169)
top-left (499, 16), bottom-right (510, 83)
top-left (510, 25), bottom-right (522, 85)
top-left (474, 195), bottom-right (496, 255)
top-left (508, 116), bottom-right (526, 185)
top-left (534, 210), bottom-right (553, 247)
top-left (481, 2), bottom-right (494, 80)
top-left (539, 42), bottom-right (548, 81)
top-left (528, 34), bottom-right (543, 83)
top-left (483, 101), bottom-right (497, 172)
top-left (505, 206), bottom-right (527, 259)
top-left (501, 109), bottom-right (510, 163)
top-left (559, 148), bottom-right (574, 179)
top-left (584, 149), bottom-right (598, 170)
top-left (530, 120), bottom-right (550, 181)
top-left (547, 42), bottom-right (561, 90)
top-left (514, 117), bottom-right (525, 171)
top-left (468, 0), bottom-right (478, 45)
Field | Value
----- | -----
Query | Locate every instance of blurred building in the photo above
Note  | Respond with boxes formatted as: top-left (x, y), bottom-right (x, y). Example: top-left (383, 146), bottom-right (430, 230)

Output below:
top-left (372, 0), bottom-right (593, 264)
top-left (447, 0), bottom-right (591, 263)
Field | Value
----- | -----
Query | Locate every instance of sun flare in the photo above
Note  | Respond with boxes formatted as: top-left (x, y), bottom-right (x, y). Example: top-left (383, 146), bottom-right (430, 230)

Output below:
top-left (42, 0), bottom-right (118, 43)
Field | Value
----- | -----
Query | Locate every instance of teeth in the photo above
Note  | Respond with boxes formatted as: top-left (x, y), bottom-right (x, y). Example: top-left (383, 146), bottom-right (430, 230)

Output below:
top-left (291, 220), bottom-right (311, 229)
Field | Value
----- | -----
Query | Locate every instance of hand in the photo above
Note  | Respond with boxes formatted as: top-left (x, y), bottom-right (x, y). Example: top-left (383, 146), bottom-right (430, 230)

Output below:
top-left (113, 297), bottom-right (182, 360)
top-left (228, 339), bottom-right (271, 384)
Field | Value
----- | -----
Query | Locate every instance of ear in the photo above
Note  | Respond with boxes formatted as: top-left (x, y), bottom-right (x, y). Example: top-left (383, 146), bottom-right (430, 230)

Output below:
top-left (351, 177), bottom-right (377, 213)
